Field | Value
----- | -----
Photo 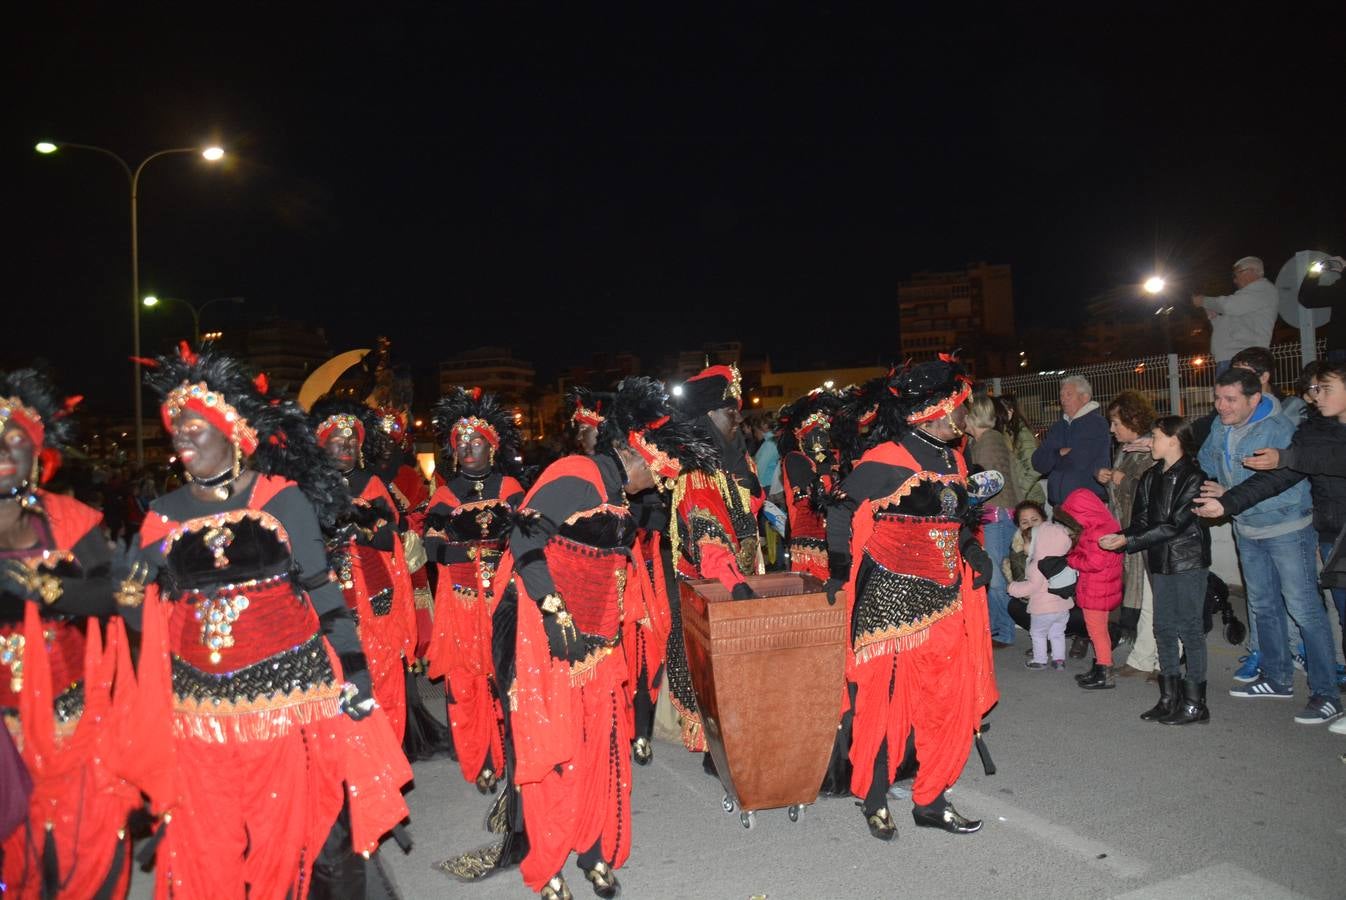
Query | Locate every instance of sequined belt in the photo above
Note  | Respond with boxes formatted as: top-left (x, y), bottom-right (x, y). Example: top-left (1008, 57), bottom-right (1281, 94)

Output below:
top-left (545, 536), bottom-right (629, 642)
top-left (368, 587), bottom-right (393, 616)
top-left (445, 545), bottom-right (502, 598)
top-left (169, 576), bottom-right (318, 670)
top-left (171, 632), bottom-right (342, 743)
top-left (866, 515), bottom-right (962, 587)
top-left (853, 553), bottom-right (962, 662)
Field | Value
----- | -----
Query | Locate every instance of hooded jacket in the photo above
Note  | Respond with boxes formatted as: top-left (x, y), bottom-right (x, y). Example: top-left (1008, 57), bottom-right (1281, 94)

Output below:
top-left (1197, 394), bottom-right (1311, 539)
top-left (1007, 522), bottom-right (1077, 615)
top-left (1061, 488), bottom-right (1123, 612)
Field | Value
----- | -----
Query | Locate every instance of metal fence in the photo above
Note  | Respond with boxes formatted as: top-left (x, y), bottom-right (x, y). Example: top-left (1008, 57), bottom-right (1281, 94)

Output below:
top-left (989, 340), bottom-right (1325, 435)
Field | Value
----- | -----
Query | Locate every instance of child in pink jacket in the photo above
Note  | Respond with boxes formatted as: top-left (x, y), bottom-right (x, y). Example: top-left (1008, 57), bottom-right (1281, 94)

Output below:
top-left (1059, 488), bottom-right (1124, 690)
top-left (1008, 521), bottom-right (1077, 670)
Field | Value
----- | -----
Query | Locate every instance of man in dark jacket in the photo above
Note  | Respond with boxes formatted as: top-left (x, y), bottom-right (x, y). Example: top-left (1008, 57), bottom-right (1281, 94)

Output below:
top-left (1031, 375), bottom-right (1111, 508)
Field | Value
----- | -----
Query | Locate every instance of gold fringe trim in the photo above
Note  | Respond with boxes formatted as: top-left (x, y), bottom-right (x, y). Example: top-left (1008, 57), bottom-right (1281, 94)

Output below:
top-left (173, 685), bottom-right (343, 744)
top-left (852, 598), bottom-right (963, 666)
top-left (568, 645), bottom-right (614, 688)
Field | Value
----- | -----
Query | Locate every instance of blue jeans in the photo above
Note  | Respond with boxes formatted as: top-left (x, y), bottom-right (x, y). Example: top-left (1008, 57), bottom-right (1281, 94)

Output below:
top-left (1321, 539), bottom-right (1346, 660)
top-left (1239, 525), bottom-right (1340, 699)
top-left (983, 512), bottom-right (1017, 643)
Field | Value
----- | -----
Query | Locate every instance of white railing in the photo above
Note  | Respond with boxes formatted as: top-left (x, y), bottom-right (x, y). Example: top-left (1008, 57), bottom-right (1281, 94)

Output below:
top-left (990, 340), bottom-right (1325, 434)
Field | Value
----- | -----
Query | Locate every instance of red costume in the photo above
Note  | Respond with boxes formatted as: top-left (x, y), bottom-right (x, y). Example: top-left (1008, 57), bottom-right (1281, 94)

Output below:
top-left (777, 389), bottom-right (843, 582)
top-left (824, 356), bottom-right (997, 838)
top-left (122, 346), bottom-right (410, 898)
top-left (422, 387), bottom-right (525, 790)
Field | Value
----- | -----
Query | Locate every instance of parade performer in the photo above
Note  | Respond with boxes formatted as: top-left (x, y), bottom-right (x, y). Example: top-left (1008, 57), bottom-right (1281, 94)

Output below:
top-left (776, 388), bottom-right (842, 581)
top-left (824, 355), bottom-right (997, 841)
top-left (122, 344), bottom-right (411, 898)
top-left (495, 376), bottom-right (716, 899)
top-left (665, 364), bottom-right (760, 758)
top-left (566, 386), bottom-right (608, 457)
top-left (0, 370), bottom-right (140, 899)
top-left (422, 387), bottom-right (525, 792)
top-left (311, 399), bottom-right (417, 741)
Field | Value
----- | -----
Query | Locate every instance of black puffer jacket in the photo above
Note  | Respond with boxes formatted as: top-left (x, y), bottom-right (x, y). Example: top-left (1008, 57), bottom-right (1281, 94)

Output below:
top-left (1122, 456), bottom-right (1211, 574)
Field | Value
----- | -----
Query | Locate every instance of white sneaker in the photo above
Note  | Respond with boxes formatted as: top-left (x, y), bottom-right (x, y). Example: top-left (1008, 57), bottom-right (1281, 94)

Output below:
top-left (1330, 715), bottom-right (1346, 735)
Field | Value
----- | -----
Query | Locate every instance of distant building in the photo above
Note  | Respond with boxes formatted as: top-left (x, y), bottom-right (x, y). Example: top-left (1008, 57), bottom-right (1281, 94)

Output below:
top-left (899, 263), bottom-right (1014, 375)
top-left (240, 318), bottom-right (331, 398)
top-left (756, 364), bottom-right (888, 412)
top-left (439, 346), bottom-right (535, 406)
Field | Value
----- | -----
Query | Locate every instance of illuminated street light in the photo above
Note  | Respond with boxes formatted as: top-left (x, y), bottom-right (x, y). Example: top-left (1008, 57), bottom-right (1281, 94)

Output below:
top-left (142, 295), bottom-right (160, 307)
top-left (671, 384), bottom-right (684, 397)
top-left (1310, 261), bottom-right (1325, 275)
top-left (35, 139), bottom-right (227, 465)
top-left (142, 294), bottom-right (244, 343)
top-left (1144, 276), bottom-right (1166, 294)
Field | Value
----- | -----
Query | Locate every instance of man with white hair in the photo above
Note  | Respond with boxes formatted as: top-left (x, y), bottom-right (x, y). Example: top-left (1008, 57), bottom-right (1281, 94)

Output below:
top-left (1193, 256), bottom-right (1279, 375)
top-left (1031, 374), bottom-right (1112, 508)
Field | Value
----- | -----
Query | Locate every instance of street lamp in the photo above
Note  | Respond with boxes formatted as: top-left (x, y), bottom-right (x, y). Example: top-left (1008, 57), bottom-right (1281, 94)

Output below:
top-left (143, 295), bottom-right (244, 343)
top-left (1144, 275), bottom-right (1166, 295)
top-left (35, 140), bottom-right (226, 466)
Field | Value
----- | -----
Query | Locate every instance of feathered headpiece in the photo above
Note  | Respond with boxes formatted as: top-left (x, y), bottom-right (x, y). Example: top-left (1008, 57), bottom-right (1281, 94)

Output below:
top-left (597, 377), bottom-right (719, 490)
top-left (566, 385), bottom-right (610, 429)
top-left (309, 398), bottom-right (392, 470)
top-left (775, 387), bottom-right (843, 455)
top-left (142, 342), bottom-right (351, 531)
top-left (430, 386), bottom-right (523, 475)
top-left (676, 364), bottom-right (743, 419)
top-left (0, 369), bottom-right (81, 485)
top-left (873, 352), bottom-right (973, 443)
top-left (829, 374), bottom-right (889, 465)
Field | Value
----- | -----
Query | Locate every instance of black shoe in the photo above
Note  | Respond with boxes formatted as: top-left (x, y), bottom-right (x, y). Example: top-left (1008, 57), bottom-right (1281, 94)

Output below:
top-left (1068, 635), bottom-right (1089, 659)
top-left (632, 737), bottom-right (652, 766)
top-left (865, 806), bottom-right (897, 841)
top-left (583, 862), bottom-right (620, 898)
top-left (701, 751), bottom-right (718, 778)
top-left (1078, 665), bottom-right (1115, 690)
top-left (475, 767), bottom-right (498, 794)
top-left (1159, 681), bottom-right (1210, 726)
top-left (912, 802), bottom-right (982, 834)
top-left (1074, 662), bottom-right (1101, 685)
top-left (542, 874), bottom-right (574, 900)
top-left (1140, 674), bottom-right (1178, 721)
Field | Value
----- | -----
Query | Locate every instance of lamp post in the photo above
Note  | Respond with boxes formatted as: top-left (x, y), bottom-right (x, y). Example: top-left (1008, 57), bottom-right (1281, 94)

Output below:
top-left (143, 295), bottom-right (244, 344)
top-left (35, 141), bottom-right (225, 466)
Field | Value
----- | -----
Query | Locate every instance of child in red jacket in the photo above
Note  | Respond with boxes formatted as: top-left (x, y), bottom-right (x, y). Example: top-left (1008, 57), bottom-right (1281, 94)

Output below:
top-left (1059, 488), bottom-right (1123, 689)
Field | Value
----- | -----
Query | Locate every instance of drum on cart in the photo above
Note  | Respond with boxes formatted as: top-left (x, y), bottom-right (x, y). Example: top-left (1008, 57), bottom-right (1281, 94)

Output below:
top-left (679, 572), bottom-right (846, 827)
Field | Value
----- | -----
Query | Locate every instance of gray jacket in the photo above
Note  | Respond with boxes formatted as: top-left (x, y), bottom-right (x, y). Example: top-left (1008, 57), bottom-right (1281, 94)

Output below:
top-left (1205, 277), bottom-right (1277, 362)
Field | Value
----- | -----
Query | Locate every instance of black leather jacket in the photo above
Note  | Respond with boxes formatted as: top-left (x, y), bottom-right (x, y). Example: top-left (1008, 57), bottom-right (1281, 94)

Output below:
top-left (1122, 456), bottom-right (1211, 575)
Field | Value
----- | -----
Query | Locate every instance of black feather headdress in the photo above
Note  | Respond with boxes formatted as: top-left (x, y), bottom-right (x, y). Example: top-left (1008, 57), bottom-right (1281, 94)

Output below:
top-left (597, 377), bottom-right (719, 485)
top-left (143, 343), bottom-right (351, 532)
top-left (430, 386), bottom-right (523, 477)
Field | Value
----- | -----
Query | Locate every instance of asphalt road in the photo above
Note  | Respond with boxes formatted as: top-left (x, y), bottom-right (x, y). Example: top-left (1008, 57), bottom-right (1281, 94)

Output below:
top-left (129, 613), bottom-right (1346, 899)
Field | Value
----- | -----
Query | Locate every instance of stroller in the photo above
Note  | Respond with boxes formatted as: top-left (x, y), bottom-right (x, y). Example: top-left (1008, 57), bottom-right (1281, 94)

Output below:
top-left (1203, 572), bottom-right (1247, 646)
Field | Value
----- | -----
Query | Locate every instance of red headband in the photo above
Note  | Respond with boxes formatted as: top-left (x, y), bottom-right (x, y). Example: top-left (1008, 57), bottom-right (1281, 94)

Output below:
top-left (571, 398), bottom-right (604, 428)
top-left (905, 378), bottom-right (973, 425)
top-left (0, 396), bottom-right (44, 450)
top-left (316, 414), bottom-right (366, 446)
top-left (161, 382), bottom-right (260, 455)
top-left (628, 429), bottom-right (681, 484)
top-left (449, 417), bottom-right (500, 450)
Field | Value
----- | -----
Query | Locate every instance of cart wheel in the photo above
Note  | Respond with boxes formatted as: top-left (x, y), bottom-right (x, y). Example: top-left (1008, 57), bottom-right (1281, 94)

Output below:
top-left (787, 804), bottom-right (801, 823)
top-left (740, 810), bottom-right (755, 830)
top-left (721, 794), bottom-right (736, 814)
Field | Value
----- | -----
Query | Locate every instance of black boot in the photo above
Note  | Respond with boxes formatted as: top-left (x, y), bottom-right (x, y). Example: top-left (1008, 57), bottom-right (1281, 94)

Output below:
top-left (1074, 662), bottom-right (1101, 685)
top-left (1159, 680), bottom-right (1209, 725)
top-left (1140, 675), bottom-right (1178, 721)
top-left (1078, 664), bottom-right (1115, 690)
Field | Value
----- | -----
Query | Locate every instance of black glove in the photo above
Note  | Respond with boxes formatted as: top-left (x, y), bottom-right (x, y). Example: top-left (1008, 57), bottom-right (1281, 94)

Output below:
top-left (339, 666), bottom-right (378, 721)
top-left (823, 578), bottom-right (845, 606)
top-left (542, 611), bottom-right (587, 663)
top-left (0, 560), bottom-right (31, 600)
top-left (963, 542), bottom-right (993, 590)
top-left (730, 581), bottom-right (757, 601)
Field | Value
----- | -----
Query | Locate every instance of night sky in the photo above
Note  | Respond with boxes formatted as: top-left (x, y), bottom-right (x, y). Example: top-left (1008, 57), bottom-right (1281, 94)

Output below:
top-left (8, 4), bottom-right (1345, 410)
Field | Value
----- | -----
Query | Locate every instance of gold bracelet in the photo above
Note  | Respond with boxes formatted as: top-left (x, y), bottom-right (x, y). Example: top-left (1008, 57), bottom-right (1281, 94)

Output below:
top-left (539, 593), bottom-right (565, 615)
